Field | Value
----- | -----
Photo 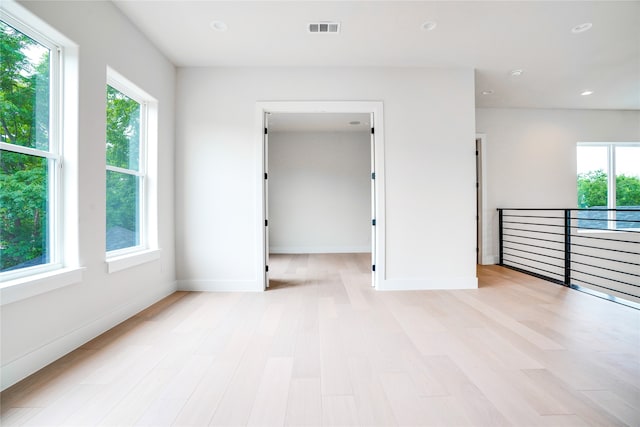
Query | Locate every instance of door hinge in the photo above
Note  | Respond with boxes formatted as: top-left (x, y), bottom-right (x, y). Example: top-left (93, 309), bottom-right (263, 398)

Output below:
top-left (266, 265), bottom-right (269, 272)
top-left (265, 219), bottom-right (268, 227)
top-left (265, 173), bottom-right (268, 179)
top-left (372, 264), bottom-right (376, 272)
top-left (371, 127), bottom-right (375, 135)
top-left (264, 127), bottom-right (268, 135)
top-left (371, 172), bottom-right (376, 180)
top-left (372, 219), bottom-right (376, 226)
top-left (475, 150), bottom-right (479, 156)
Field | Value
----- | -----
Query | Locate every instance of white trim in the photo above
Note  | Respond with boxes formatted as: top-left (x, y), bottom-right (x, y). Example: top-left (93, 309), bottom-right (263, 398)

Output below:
top-left (0, 267), bottom-right (84, 306)
top-left (378, 276), bottom-right (478, 291)
top-left (177, 279), bottom-right (260, 292)
top-left (256, 101), bottom-right (386, 291)
top-left (576, 141), bottom-right (640, 230)
top-left (105, 69), bottom-right (158, 255)
top-left (269, 246), bottom-right (372, 254)
top-left (106, 248), bottom-right (161, 274)
top-left (0, 283), bottom-right (174, 391)
top-left (476, 133), bottom-right (493, 265)
top-left (0, 5), bottom-right (67, 280)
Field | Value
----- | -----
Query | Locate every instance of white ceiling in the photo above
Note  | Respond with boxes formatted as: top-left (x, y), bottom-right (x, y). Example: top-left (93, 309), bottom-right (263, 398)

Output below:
top-left (268, 113), bottom-right (371, 133)
top-left (113, 1), bottom-right (640, 110)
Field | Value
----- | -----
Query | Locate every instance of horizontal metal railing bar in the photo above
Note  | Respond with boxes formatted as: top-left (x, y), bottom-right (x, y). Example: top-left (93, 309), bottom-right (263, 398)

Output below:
top-left (504, 220), bottom-right (640, 233)
top-left (503, 239), bottom-right (565, 254)
top-left (503, 221), bottom-right (565, 228)
top-left (570, 242), bottom-right (640, 256)
top-left (504, 253), bottom-right (565, 271)
top-left (503, 226), bottom-right (565, 238)
top-left (505, 231), bottom-right (639, 255)
top-left (500, 208), bottom-right (640, 212)
top-left (503, 260), bottom-right (564, 281)
top-left (570, 259), bottom-right (640, 278)
top-left (570, 268), bottom-right (639, 288)
top-left (570, 278), bottom-right (639, 299)
top-left (572, 251), bottom-right (640, 267)
top-left (570, 234), bottom-right (640, 244)
top-left (503, 213), bottom-right (640, 222)
top-left (503, 246), bottom-right (565, 262)
top-left (503, 234), bottom-right (563, 246)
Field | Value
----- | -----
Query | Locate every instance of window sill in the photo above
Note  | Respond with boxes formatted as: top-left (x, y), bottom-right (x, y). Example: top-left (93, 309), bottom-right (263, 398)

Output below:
top-left (106, 248), bottom-right (161, 274)
top-left (0, 267), bottom-right (85, 306)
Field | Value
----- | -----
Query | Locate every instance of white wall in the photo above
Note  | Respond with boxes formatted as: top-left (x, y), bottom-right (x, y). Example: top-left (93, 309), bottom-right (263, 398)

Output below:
top-left (476, 107), bottom-right (640, 263)
top-left (268, 130), bottom-right (371, 254)
top-left (1, 1), bottom-right (176, 390)
top-left (176, 67), bottom-right (477, 291)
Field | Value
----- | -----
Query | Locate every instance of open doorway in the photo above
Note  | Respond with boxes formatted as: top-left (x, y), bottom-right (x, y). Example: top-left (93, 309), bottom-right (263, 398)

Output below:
top-left (266, 113), bottom-right (372, 289)
top-left (256, 101), bottom-right (385, 291)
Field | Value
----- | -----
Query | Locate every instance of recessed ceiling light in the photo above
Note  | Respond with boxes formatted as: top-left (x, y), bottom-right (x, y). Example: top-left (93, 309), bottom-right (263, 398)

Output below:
top-left (349, 121), bottom-right (361, 125)
top-left (581, 90), bottom-right (594, 96)
top-left (210, 21), bottom-right (228, 32)
top-left (571, 23), bottom-right (592, 34)
top-left (510, 69), bottom-right (524, 77)
top-left (421, 21), bottom-right (437, 31)
top-left (481, 90), bottom-right (494, 95)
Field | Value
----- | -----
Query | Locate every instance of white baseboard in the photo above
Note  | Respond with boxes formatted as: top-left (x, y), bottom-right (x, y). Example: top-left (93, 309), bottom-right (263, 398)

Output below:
top-left (0, 282), bottom-right (175, 391)
top-left (269, 246), bottom-right (371, 254)
top-left (177, 279), bottom-right (260, 292)
top-left (377, 276), bottom-right (478, 291)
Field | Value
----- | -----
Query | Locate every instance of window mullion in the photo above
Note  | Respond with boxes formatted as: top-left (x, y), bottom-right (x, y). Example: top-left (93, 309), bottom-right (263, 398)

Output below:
top-left (0, 142), bottom-right (59, 159)
top-left (106, 164), bottom-right (143, 177)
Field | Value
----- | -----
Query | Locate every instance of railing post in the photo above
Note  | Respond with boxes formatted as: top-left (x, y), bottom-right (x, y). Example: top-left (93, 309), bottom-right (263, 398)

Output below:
top-left (564, 209), bottom-right (571, 286)
top-left (498, 209), bottom-right (504, 265)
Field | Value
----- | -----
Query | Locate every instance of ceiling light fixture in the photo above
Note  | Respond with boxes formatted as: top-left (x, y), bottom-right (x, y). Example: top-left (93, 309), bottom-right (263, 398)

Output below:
top-left (581, 90), bottom-right (594, 96)
top-left (510, 69), bottom-right (524, 77)
top-left (571, 22), bottom-right (592, 34)
top-left (210, 21), bottom-right (228, 32)
top-left (421, 21), bottom-right (437, 31)
top-left (481, 90), bottom-right (494, 95)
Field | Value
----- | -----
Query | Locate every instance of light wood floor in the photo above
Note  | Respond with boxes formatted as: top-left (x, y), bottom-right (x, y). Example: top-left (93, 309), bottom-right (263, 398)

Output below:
top-left (1, 253), bottom-right (639, 426)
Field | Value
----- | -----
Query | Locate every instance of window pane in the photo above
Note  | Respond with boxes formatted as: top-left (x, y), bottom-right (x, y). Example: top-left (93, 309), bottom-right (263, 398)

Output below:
top-left (106, 86), bottom-right (140, 171)
top-left (106, 170), bottom-right (140, 251)
top-left (0, 21), bottom-right (50, 151)
top-left (0, 150), bottom-right (49, 271)
top-left (577, 146), bottom-right (608, 229)
top-left (615, 146), bottom-right (640, 229)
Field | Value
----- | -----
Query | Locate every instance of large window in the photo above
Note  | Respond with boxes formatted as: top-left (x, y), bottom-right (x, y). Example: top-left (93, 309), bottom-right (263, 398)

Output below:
top-left (0, 17), bottom-right (60, 277)
top-left (105, 75), bottom-right (147, 253)
top-left (577, 143), bottom-right (640, 229)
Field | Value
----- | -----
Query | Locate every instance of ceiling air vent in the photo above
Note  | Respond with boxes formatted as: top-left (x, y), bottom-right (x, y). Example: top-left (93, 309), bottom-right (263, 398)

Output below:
top-left (308, 22), bottom-right (340, 34)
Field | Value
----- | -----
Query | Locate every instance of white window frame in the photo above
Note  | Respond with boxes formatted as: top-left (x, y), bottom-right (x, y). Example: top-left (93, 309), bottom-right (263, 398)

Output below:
top-left (105, 68), bottom-right (159, 272)
top-left (1, 1), bottom-right (82, 306)
top-left (0, 12), bottom-right (62, 281)
top-left (577, 142), bottom-right (640, 230)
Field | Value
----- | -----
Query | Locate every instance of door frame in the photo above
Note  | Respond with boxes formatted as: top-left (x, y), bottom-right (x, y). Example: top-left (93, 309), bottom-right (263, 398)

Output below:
top-left (256, 101), bottom-right (386, 290)
top-left (476, 133), bottom-right (491, 265)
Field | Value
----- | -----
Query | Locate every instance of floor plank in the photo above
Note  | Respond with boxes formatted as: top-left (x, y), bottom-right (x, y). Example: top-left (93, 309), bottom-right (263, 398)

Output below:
top-left (2, 254), bottom-right (639, 426)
